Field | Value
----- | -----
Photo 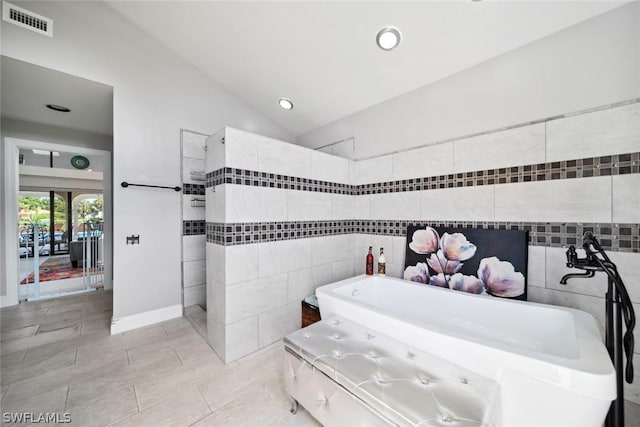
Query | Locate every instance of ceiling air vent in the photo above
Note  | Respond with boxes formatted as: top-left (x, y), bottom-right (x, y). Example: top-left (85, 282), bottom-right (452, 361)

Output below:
top-left (2, 1), bottom-right (53, 37)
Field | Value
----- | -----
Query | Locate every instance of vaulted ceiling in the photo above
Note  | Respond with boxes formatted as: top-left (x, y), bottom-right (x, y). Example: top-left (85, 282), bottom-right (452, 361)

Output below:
top-left (109, 1), bottom-right (626, 137)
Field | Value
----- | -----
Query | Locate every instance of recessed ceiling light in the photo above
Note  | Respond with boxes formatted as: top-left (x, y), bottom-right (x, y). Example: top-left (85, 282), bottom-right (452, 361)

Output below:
top-left (277, 97), bottom-right (294, 110)
top-left (46, 104), bottom-right (71, 112)
top-left (376, 26), bottom-right (401, 51)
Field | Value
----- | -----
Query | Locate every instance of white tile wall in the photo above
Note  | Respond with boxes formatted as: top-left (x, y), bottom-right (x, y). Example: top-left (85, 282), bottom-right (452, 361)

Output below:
top-left (287, 265), bottom-right (337, 304)
top-left (392, 143), bottom-right (454, 180)
top-left (311, 264), bottom-right (333, 290)
top-left (331, 258), bottom-right (355, 282)
top-left (226, 274), bottom-right (288, 323)
top-left (613, 174), bottom-right (640, 223)
top-left (287, 268), bottom-right (315, 304)
top-left (421, 186), bottom-right (495, 221)
top-left (609, 252), bottom-right (640, 304)
top-left (546, 103), bottom-right (640, 162)
top-left (183, 259), bottom-right (205, 288)
top-left (206, 128), bottom-right (360, 362)
top-left (183, 235), bottom-right (206, 262)
top-left (453, 123), bottom-right (545, 173)
top-left (310, 235), bottom-right (354, 266)
top-left (259, 239), bottom-right (312, 279)
top-left (370, 192), bottom-right (421, 220)
top-left (355, 234), bottom-right (394, 268)
top-left (331, 139), bottom-right (355, 160)
top-left (182, 158), bottom-right (206, 184)
top-left (207, 105), bottom-right (640, 365)
top-left (287, 190), bottom-right (332, 221)
top-left (225, 185), bottom-right (287, 223)
top-left (354, 155), bottom-right (393, 185)
top-left (183, 285), bottom-right (205, 308)
top-left (206, 242), bottom-right (225, 284)
top-left (225, 127), bottom-right (259, 171)
top-left (182, 195), bottom-right (206, 221)
top-left (545, 246), bottom-right (607, 297)
top-left (205, 277), bottom-right (225, 357)
top-left (182, 131), bottom-right (208, 309)
top-left (494, 176), bottom-right (611, 223)
top-left (543, 247), bottom-right (640, 305)
top-left (225, 315), bottom-right (258, 362)
top-left (183, 131), bottom-right (207, 160)
top-left (353, 256), bottom-right (366, 276)
top-left (331, 194), bottom-right (355, 220)
top-left (225, 244), bottom-right (259, 285)
top-left (354, 236), bottom-right (387, 278)
top-left (385, 262), bottom-right (405, 279)
top-left (316, 139), bottom-right (354, 160)
top-left (258, 302), bottom-right (300, 347)
top-left (354, 195), bottom-right (370, 219)
top-left (527, 246), bottom-right (546, 288)
top-left (258, 135), bottom-right (313, 179)
top-left (390, 236), bottom-right (407, 266)
top-left (205, 185), bottom-right (224, 223)
top-left (311, 150), bottom-right (350, 183)
top-left (206, 128), bottom-right (226, 172)
top-left (206, 320), bottom-right (225, 361)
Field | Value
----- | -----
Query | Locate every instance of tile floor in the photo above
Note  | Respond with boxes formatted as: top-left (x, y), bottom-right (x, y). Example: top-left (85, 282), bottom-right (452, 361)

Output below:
top-left (1, 290), bottom-right (639, 426)
top-left (0, 290), bottom-right (319, 426)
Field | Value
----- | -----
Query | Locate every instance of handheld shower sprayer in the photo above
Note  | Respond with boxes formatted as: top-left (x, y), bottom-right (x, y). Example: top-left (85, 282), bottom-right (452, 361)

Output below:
top-left (560, 232), bottom-right (635, 427)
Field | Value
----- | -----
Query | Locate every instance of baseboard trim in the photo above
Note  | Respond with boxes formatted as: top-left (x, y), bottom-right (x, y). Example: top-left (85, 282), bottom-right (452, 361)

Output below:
top-left (0, 295), bottom-right (19, 308)
top-left (111, 304), bottom-right (183, 334)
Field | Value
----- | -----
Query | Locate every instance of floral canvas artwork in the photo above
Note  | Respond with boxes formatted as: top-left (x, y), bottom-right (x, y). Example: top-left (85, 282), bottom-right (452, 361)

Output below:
top-left (404, 225), bottom-right (528, 300)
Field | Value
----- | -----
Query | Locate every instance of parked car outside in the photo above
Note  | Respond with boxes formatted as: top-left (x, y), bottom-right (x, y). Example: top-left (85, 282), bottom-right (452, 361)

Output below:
top-left (44, 232), bottom-right (64, 244)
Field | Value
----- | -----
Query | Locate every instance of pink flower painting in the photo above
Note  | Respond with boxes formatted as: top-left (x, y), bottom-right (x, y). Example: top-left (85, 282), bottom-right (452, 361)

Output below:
top-left (403, 225), bottom-right (527, 299)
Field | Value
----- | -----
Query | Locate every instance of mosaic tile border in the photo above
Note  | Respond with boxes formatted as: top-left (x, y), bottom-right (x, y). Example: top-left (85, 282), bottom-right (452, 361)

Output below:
top-left (183, 183), bottom-right (205, 196)
top-left (205, 152), bottom-right (640, 195)
top-left (183, 220), bottom-right (206, 236)
top-left (206, 220), bottom-right (639, 252)
top-left (206, 220), bottom-right (353, 245)
top-left (206, 168), bottom-right (352, 194)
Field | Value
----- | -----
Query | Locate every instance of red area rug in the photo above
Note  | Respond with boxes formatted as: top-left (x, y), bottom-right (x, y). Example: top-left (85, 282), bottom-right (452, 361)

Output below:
top-left (20, 256), bottom-right (84, 285)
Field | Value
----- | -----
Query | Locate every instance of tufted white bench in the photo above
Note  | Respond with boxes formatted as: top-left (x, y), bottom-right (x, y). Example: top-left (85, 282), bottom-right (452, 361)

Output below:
top-left (283, 317), bottom-right (501, 427)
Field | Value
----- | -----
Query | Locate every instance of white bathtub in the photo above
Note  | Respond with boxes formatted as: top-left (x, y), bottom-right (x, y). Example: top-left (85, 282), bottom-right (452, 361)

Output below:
top-left (316, 275), bottom-right (615, 427)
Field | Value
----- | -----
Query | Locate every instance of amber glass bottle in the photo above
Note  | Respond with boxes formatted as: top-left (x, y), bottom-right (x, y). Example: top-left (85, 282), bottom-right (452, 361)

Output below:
top-left (366, 246), bottom-right (374, 275)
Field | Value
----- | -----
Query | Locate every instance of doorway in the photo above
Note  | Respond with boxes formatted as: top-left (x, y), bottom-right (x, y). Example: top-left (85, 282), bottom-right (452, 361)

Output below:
top-left (18, 189), bottom-right (106, 300)
top-left (10, 142), bottom-right (110, 301)
top-left (1, 56), bottom-right (113, 307)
